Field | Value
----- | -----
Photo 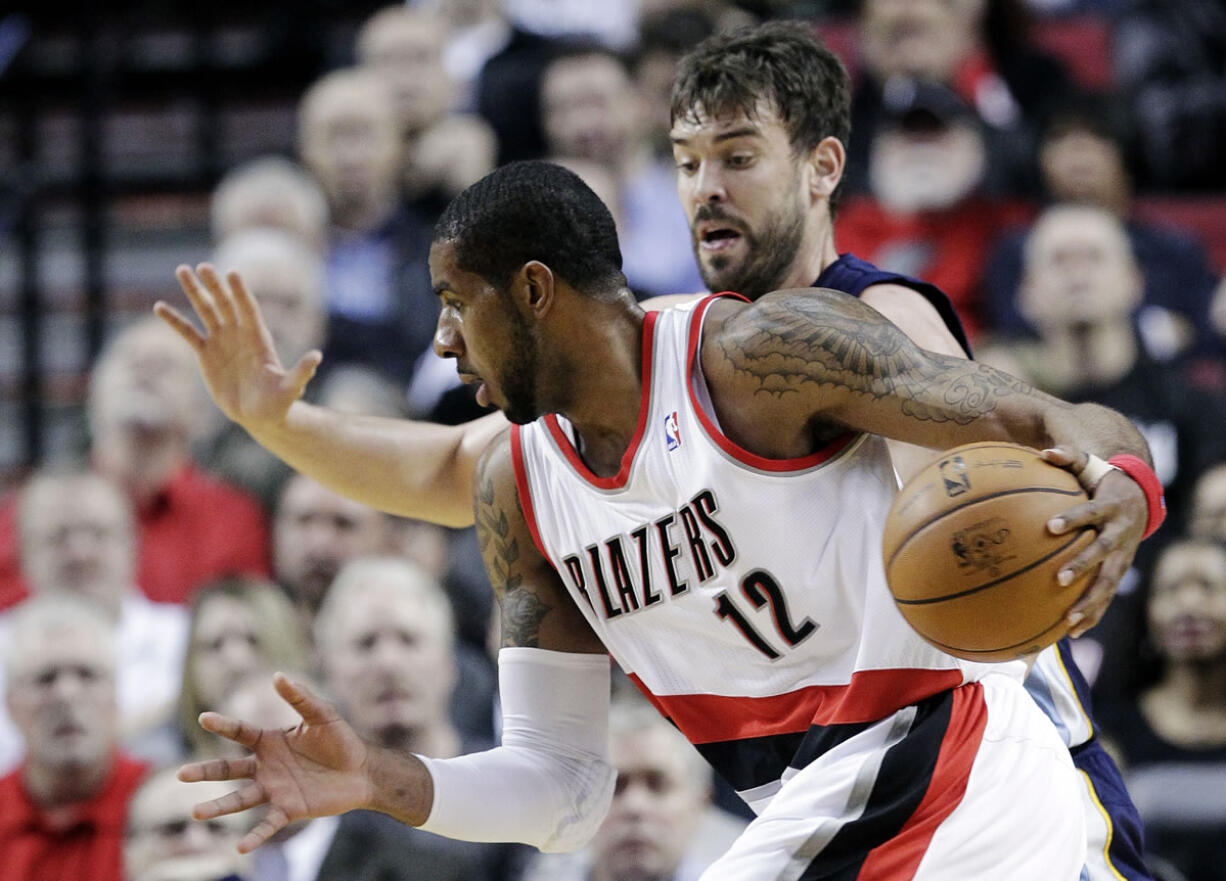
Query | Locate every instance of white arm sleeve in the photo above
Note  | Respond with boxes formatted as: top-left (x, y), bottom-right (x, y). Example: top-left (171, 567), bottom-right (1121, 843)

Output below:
top-left (416, 647), bottom-right (616, 853)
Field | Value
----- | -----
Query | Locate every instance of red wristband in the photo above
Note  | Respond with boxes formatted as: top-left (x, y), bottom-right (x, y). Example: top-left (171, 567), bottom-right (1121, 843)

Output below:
top-left (1107, 454), bottom-right (1167, 539)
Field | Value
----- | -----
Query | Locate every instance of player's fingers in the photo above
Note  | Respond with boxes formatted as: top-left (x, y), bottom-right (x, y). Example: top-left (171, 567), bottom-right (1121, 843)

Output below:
top-left (196, 264), bottom-right (238, 330)
top-left (209, 268), bottom-right (240, 326)
top-left (1056, 527), bottom-right (1113, 587)
top-left (237, 805), bottom-right (290, 854)
top-left (177, 264), bottom-right (222, 333)
top-left (228, 269), bottom-right (264, 330)
top-left (1047, 494), bottom-right (1112, 535)
top-left (1041, 446), bottom-right (1088, 473)
top-left (153, 302), bottom-right (206, 352)
top-left (282, 351), bottom-right (323, 399)
top-left (177, 756), bottom-right (258, 783)
top-left (274, 672), bottom-right (339, 727)
top-left (273, 671), bottom-right (340, 727)
top-left (1067, 551), bottom-right (1128, 636)
top-left (199, 711), bottom-right (264, 750)
top-left (191, 782), bottom-right (267, 821)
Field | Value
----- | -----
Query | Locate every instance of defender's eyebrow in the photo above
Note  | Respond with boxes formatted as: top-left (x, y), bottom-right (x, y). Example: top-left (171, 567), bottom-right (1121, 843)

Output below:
top-left (670, 126), bottom-right (762, 145)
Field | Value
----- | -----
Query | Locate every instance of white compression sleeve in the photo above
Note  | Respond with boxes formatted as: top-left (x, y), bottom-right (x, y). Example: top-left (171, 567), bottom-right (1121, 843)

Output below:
top-left (416, 647), bottom-right (616, 853)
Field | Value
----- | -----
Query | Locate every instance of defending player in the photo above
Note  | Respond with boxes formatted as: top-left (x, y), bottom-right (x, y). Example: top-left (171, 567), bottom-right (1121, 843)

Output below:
top-left (169, 161), bottom-right (1159, 879)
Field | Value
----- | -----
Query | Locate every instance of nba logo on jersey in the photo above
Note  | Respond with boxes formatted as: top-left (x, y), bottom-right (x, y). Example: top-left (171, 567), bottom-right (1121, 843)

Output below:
top-left (664, 410), bottom-right (681, 451)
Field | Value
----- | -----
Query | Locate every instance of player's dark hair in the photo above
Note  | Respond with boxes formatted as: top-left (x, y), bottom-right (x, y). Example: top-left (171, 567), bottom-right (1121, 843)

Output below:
top-left (434, 160), bottom-right (625, 294)
top-left (671, 21), bottom-right (851, 156)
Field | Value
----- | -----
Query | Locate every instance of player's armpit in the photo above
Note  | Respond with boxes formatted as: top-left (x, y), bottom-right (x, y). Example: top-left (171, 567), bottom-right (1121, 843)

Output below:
top-left (474, 430), bottom-right (606, 654)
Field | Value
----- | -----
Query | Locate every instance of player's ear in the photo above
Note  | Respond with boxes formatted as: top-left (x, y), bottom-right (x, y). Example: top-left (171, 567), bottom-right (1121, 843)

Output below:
top-left (807, 136), bottom-right (845, 202)
top-left (517, 260), bottom-right (555, 319)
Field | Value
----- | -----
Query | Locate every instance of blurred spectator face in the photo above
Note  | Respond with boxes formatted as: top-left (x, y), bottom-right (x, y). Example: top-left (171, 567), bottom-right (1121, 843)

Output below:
top-left (671, 102), bottom-right (810, 299)
top-left (542, 53), bottom-right (641, 170)
top-left (1191, 464), bottom-right (1226, 544)
top-left (1040, 128), bottom-right (1130, 210)
top-left (860, 0), bottom-right (981, 82)
top-left (592, 722), bottom-right (709, 881)
top-left (5, 608), bottom-right (117, 774)
top-left (19, 472), bottom-right (134, 615)
top-left (869, 114), bottom-right (985, 214)
top-left (211, 156), bottom-right (329, 252)
top-left (358, 7), bottom-right (452, 136)
top-left (189, 594), bottom-right (265, 712)
top-left (299, 70), bottom-right (403, 225)
top-left (274, 475), bottom-right (389, 613)
top-left (1020, 206), bottom-right (1143, 331)
top-left (212, 229), bottom-right (326, 363)
top-left (1148, 541), bottom-right (1226, 663)
top-left (89, 319), bottom-right (202, 441)
top-left (124, 769), bottom-right (246, 881)
top-left (319, 560), bottom-right (455, 748)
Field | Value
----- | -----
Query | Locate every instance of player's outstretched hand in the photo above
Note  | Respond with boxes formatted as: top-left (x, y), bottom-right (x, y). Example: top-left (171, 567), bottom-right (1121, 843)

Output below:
top-left (154, 264), bottom-right (322, 433)
top-left (1041, 446), bottom-right (1147, 638)
top-left (177, 673), bottom-right (371, 854)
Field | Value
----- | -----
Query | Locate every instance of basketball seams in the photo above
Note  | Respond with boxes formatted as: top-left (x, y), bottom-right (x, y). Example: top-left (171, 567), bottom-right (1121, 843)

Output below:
top-left (885, 485), bottom-right (1086, 572)
top-left (881, 442), bottom-right (1095, 662)
top-left (892, 530), bottom-right (1091, 606)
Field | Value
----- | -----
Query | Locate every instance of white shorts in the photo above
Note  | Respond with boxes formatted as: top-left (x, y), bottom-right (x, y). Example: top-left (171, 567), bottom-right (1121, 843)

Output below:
top-left (700, 674), bottom-right (1085, 881)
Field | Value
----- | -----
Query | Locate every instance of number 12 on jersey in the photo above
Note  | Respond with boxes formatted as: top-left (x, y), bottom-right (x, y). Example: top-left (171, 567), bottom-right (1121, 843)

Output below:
top-left (714, 568), bottom-right (818, 660)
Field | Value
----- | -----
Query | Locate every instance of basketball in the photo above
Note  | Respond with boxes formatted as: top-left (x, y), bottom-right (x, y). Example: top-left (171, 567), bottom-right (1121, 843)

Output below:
top-left (881, 442), bottom-right (1098, 662)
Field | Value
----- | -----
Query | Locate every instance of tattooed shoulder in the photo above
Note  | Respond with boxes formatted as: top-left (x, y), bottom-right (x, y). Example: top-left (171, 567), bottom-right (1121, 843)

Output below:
top-left (715, 288), bottom-right (1055, 424)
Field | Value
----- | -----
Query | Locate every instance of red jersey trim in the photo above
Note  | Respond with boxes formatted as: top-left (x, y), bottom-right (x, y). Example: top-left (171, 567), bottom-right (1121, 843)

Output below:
top-left (628, 667), bottom-right (964, 744)
top-left (543, 309), bottom-right (660, 490)
top-left (685, 294), bottom-right (859, 472)
top-left (509, 425), bottom-right (554, 567)
top-left (857, 682), bottom-right (988, 880)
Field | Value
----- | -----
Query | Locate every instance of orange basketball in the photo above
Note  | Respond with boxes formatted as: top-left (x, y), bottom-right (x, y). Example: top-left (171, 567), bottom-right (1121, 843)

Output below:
top-left (881, 442), bottom-right (1097, 662)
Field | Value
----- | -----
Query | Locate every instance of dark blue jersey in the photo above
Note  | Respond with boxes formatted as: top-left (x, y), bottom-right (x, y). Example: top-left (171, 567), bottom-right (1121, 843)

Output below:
top-left (815, 253), bottom-right (973, 358)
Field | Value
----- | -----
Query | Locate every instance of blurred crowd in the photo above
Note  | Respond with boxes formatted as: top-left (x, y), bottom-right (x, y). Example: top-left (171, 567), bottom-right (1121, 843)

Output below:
top-left (2, 1), bottom-right (1226, 880)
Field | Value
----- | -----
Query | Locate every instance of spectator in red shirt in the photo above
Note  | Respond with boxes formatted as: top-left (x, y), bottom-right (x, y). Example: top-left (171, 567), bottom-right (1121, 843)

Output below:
top-left (0, 595), bottom-right (148, 881)
top-left (0, 469), bottom-right (189, 773)
top-left (0, 317), bottom-right (271, 609)
top-left (835, 79), bottom-right (1031, 341)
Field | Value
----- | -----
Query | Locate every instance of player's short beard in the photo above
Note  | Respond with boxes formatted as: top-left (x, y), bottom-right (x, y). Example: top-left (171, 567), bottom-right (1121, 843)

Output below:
top-left (695, 196), bottom-right (807, 301)
top-left (500, 304), bottom-right (541, 426)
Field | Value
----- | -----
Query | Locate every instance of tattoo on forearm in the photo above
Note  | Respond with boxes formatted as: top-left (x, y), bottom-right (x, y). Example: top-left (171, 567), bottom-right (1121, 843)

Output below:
top-left (476, 472), bottom-right (551, 647)
top-left (720, 293), bottom-right (1049, 424)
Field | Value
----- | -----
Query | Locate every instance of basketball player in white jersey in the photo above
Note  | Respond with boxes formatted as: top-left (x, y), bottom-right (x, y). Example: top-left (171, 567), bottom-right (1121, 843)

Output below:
top-left (168, 160), bottom-right (1161, 879)
top-left (158, 24), bottom-right (1157, 880)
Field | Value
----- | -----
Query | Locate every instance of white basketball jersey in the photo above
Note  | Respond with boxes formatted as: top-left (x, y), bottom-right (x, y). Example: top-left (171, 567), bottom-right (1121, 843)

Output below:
top-left (511, 295), bottom-right (1023, 810)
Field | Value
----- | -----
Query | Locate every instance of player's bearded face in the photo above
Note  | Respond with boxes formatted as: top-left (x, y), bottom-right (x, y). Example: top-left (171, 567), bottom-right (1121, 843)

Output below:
top-left (691, 166), bottom-right (807, 300)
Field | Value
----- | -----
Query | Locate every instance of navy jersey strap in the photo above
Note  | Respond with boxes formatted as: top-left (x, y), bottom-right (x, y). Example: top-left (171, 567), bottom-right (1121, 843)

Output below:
top-left (815, 253), bottom-right (973, 358)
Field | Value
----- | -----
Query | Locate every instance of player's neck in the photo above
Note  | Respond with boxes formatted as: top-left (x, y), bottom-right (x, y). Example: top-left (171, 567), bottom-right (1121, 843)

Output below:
top-left (775, 226), bottom-right (838, 291)
top-left (555, 302), bottom-right (649, 479)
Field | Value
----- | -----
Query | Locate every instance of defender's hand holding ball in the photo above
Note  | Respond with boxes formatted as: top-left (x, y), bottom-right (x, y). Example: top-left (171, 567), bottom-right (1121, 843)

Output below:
top-left (881, 442), bottom-right (1099, 662)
